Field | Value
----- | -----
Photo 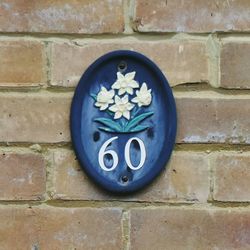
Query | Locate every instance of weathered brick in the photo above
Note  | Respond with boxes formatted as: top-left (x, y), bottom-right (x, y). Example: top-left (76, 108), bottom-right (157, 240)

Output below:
top-left (0, 205), bottom-right (122, 249)
top-left (51, 41), bottom-right (208, 87)
top-left (138, 151), bottom-right (210, 202)
top-left (0, 40), bottom-right (45, 86)
top-left (213, 152), bottom-right (250, 202)
top-left (1, 93), bottom-right (248, 144)
top-left (0, 0), bottom-right (124, 34)
top-left (51, 149), bottom-right (209, 202)
top-left (0, 93), bottom-right (71, 143)
top-left (133, 0), bottom-right (250, 33)
top-left (51, 149), bottom-right (112, 200)
top-left (176, 94), bottom-right (250, 144)
top-left (221, 42), bottom-right (250, 89)
top-left (0, 151), bottom-right (46, 200)
top-left (130, 207), bottom-right (250, 250)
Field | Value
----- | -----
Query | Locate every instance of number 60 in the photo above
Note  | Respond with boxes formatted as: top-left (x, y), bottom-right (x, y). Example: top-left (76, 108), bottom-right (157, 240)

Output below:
top-left (98, 136), bottom-right (146, 171)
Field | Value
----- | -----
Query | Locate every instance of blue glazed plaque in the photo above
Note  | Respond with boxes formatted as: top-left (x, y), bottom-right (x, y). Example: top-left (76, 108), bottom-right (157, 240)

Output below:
top-left (70, 50), bottom-right (177, 193)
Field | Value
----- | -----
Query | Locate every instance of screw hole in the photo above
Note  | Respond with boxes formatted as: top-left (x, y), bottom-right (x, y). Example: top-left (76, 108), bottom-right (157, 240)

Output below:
top-left (121, 175), bottom-right (129, 183)
top-left (118, 61), bottom-right (127, 72)
top-left (93, 131), bottom-right (100, 142)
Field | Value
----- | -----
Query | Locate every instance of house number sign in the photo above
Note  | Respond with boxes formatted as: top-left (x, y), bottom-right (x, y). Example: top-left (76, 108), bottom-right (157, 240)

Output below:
top-left (70, 51), bottom-right (177, 193)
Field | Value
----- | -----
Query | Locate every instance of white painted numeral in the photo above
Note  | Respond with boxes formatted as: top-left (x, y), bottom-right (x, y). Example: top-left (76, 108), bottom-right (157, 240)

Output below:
top-left (124, 137), bottom-right (146, 170)
top-left (98, 136), bottom-right (146, 171)
top-left (98, 136), bottom-right (118, 171)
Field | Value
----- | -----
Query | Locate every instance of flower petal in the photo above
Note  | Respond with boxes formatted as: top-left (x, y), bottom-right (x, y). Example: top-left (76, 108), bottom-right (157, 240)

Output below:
top-left (114, 111), bottom-right (122, 119)
top-left (141, 83), bottom-right (148, 91)
top-left (126, 87), bottom-right (134, 95)
top-left (100, 104), bottom-right (108, 110)
top-left (118, 88), bottom-right (126, 95)
top-left (127, 103), bottom-right (135, 110)
top-left (115, 95), bottom-right (122, 104)
top-left (112, 81), bottom-right (121, 89)
top-left (117, 72), bottom-right (124, 80)
top-left (122, 95), bottom-right (129, 104)
top-left (125, 71), bottom-right (135, 80)
top-left (95, 102), bottom-right (102, 107)
top-left (109, 89), bottom-right (115, 96)
top-left (131, 97), bottom-right (138, 103)
top-left (108, 99), bottom-right (114, 104)
top-left (128, 80), bottom-right (139, 88)
top-left (101, 86), bottom-right (107, 92)
top-left (123, 111), bottom-right (130, 120)
top-left (109, 104), bottom-right (118, 112)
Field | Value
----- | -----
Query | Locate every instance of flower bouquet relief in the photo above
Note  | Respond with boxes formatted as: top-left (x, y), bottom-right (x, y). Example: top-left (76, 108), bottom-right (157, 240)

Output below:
top-left (91, 71), bottom-right (154, 133)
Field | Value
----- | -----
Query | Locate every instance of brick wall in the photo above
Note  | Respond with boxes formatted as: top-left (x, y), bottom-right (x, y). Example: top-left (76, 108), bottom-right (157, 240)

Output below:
top-left (0, 0), bottom-right (250, 249)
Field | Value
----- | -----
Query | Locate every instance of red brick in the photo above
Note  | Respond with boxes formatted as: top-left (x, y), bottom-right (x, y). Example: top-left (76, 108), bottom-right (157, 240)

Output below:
top-left (213, 152), bottom-right (250, 202)
top-left (0, 205), bottom-right (122, 249)
top-left (176, 94), bottom-right (250, 144)
top-left (221, 42), bottom-right (250, 89)
top-left (0, 41), bottom-right (45, 86)
top-left (51, 149), bottom-right (209, 202)
top-left (138, 151), bottom-right (210, 202)
top-left (133, 0), bottom-right (250, 33)
top-left (0, 151), bottom-right (46, 200)
top-left (51, 41), bottom-right (208, 87)
top-left (2, 93), bottom-right (248, 145)
top-left (0, 93), bottom-right (71, 143)
top-left (50, 148), bottom-right (111, 200)
top-left (130, 207), bottom-right (250, 249)
top-left (0, 0), bottom-right (124, 34)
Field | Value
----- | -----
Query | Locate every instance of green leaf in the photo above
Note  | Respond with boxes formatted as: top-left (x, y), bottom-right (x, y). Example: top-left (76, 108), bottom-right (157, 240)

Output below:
top-left (90, 94), bottom-right (97, 101)
top-left (98, 126), bottom-right (116, 132)
top-left (94, 118), bottom-right (122, 132)
top-left (125, 111), bottom-right (154, 132)
top-left (106, 109), bottom-right (114, 116)
top-left (130, 125), bottom-right (149, 132)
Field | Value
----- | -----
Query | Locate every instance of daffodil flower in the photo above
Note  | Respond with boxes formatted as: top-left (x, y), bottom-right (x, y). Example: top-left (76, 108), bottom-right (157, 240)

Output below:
top-left (132, 83), bottom-right (152, 107)
top-left (112, 71), bottom-right (139, 95)
top-left (109, 95), bottom-right (135, 120)
top-left (95, 86), bottom-right (115, 110)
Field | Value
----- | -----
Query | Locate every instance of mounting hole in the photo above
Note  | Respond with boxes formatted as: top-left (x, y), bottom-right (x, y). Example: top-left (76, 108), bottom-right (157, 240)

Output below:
top-left (121, 175), bottom-right (129, 183)
top-left (118, 61), bottom-right (127, 72)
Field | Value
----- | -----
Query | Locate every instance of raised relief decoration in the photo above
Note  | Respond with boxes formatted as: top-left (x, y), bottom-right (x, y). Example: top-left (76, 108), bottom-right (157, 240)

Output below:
top-left (92, 71), bottom-right (153, 133)
top-left (71, 51), bottom-right (177, 193)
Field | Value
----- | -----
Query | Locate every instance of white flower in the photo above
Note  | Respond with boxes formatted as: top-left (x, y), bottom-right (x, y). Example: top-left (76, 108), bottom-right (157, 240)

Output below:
top-left (95, 86), bottom-right (115, 110)
top-left (109, 95), bottom-right (134, 120)
top-left (112, 71), bottom-right (139, 95)
top-left (132, 83), bottom-right (152, 107)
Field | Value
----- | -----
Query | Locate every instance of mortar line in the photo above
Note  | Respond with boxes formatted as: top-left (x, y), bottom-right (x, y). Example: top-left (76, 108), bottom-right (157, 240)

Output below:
top-left (43, 201), bottom-right (250, 208)
top-left (1, 143), bottom-right (250, 152)
top-left (206, 33), bottom-right (220, 88)
top-left (1, 31), bottom-right (250, 41)
top-left (207, 153), bottom-right (215, 203)
top-left (123, 0), bottom-right (134, 35)
top-left (0, 142), bottom-right (73, 149)
top-left (0, 32), bottom-right (210, 42)
top-left (43, 149), bottom-right (55, 202)
top-left (121, 209), bottom-right (131, 250)
top-left (1, 200), bottom-right (250, 209)
top-left (44, 41), bottom-right (52, 87)
top-left (1, 85), bottom-right (250, 96)
top-left (218, 33), bottom-right (250, 40)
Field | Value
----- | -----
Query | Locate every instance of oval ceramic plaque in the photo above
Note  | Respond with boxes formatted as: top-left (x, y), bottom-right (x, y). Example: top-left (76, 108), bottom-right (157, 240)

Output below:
top-left (71, 50), bottom-right (177, 193)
